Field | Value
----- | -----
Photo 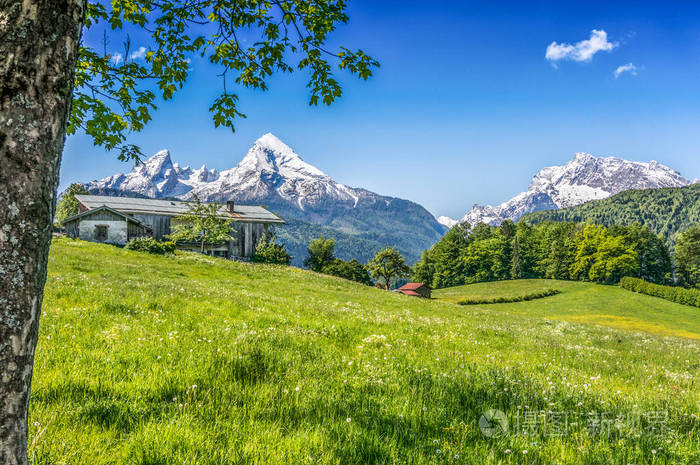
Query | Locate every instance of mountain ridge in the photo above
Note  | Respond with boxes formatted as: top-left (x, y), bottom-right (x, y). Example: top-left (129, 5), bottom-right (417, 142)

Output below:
top-left (521, 183), bottom-right (700, 243)
top-left (448, 152), bottom-right (691, 227)
top-left (86, 133), bottom-right (447, 265)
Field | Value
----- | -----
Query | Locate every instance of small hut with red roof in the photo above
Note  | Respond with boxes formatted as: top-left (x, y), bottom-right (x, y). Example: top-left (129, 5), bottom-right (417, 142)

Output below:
top-left (395, 283), bottom-right (431, 298)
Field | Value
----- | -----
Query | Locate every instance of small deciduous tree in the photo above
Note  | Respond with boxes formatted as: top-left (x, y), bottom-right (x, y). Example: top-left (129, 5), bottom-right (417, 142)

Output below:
top-left (253, 230), bottom-right (291, 265)
top-left (54, 183), bottom-right (90, 227)
top-left (322, 258), bottom-right (372, 285)
top-left (367, 246), bottom-right (411, 290)
top-left (169, 195), bottom-right (234, 254)
top-left (304, 236), bottom-right (336, 272)
top-left (675, 225), bottom-right (700, 287)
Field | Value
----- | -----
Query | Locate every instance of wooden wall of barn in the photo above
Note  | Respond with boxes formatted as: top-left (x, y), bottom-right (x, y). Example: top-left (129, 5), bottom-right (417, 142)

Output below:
top-left (132, 214), bottom-right (171, 240)
top-left (237, 222), bottom-right (267, 257)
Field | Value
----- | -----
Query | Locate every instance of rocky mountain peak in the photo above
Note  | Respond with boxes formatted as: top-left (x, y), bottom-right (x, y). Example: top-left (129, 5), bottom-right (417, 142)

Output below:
top-left (237, 133), bottom-right (328, 181)
top-left (456, 152), bottom-right (690, 227)
top-left (138, 149), bottom-right (172, 178)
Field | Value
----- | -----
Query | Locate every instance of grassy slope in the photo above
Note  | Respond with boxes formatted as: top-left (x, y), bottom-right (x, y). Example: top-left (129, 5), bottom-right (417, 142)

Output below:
top-left (30, 239), bottom-right (699, 464)
top-left (433, 280), bottom-right (700, 340)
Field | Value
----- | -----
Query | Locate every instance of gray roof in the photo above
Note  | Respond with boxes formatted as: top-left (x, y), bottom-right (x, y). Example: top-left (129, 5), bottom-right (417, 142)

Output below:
top-left (63, 205), bottom-right (152, 229)
top-left (74, 195), bottom-right (285, 224)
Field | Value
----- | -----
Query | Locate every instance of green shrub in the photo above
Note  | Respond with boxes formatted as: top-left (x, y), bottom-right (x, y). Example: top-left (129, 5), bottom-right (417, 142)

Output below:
top-left (457, 288), bottom-right (560, 305)
top-left (252, 232), bottom-right (291, 265)
top-left (321, 259), bottom-right (372, 285)
top-left (619, 277), bottom-right (700, 308)
top-left (125, 238), bottom-right (176, 255)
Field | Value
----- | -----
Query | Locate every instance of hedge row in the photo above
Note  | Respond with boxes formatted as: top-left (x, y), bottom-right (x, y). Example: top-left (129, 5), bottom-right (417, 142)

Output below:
top-left (457, 288), bottom-right (560, 305)
top-left (619, 277), bottom-right (700, 308)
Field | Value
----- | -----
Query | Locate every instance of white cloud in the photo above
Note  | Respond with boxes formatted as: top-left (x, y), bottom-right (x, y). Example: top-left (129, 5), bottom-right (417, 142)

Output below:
top-left (129, 46), bottom-right (147, 60)
top-left (546, 29), bottom-right (618, 64)
top-left (614, 63), bottom-right (638, 78)
top-left (110, 53), bottom-right (123, 65)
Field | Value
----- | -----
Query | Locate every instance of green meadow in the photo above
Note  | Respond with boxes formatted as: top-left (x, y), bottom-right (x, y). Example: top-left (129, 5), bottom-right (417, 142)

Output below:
top-left (30, 238), bottom-right (699, 464)
top-left (433, 280), bottom-right (700, 340)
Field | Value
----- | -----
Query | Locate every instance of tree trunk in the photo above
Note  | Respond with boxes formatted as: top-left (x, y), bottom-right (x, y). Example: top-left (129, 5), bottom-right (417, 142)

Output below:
top-left (0, 1), bottom-right (84, 463)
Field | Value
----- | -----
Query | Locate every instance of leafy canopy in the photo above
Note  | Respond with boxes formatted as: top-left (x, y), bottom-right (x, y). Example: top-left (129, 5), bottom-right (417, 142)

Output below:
top-left (367, 246), bottom-right (411, 290)
top-left (55, 183), bottom-right (90, 227)
top-left (675, 225), bottom-right (700, 287)
top-left (304, 235), bottom-right (336, 271)
top-left (169, 194), bottom-right (234, 251)
top-left (322, 258), bottom-right (371, 285)
top-left (253, 230), bottom-right (292, 265)
top-left (415, 220), bottom-right (674, 288)
top-left (72, 0), bottom-right (379, 160)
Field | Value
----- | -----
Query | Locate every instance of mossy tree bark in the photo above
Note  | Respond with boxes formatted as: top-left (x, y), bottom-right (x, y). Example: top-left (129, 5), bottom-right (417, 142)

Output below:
top-left (0, 1), bottom-right (84, 463)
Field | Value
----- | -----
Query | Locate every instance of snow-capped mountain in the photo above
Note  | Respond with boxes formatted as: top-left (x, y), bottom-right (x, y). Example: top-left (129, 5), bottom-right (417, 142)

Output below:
top-left (87, 133), bottom-right (446, 264)
top-left (457, 152), bottom-right (691, 227)
top-left (437, 216), bottom-right (458, 228)
top-left (90, 133), bottom-right (361, 208)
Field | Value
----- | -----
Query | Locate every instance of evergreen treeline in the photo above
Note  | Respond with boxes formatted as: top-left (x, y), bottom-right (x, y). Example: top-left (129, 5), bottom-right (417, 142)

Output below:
top-left (413, 220), bottom-right (679, 288)
top-left (521, 183), bottom-right (700, 244)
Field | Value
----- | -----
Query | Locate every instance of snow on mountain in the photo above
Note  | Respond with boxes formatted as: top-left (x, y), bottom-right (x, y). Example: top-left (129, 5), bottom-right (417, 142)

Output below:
top-left (86, 133), bottom-right (447, 265)
top-left (458, 152), bottom-right (691, 226)
top-left (437, 216), bottom-right (458, 228)
top-left (89, 133), bottom-right (361, 209)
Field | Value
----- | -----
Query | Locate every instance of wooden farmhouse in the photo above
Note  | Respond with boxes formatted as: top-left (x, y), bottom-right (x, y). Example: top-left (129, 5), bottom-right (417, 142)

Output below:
top-left (395, 283), bottom-right (432, 298)
top-left (63, 194), bottom-right (284, 259)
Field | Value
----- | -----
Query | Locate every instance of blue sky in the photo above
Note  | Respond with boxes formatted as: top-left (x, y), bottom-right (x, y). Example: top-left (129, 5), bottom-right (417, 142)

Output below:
top-left (61, 0), bottom-right (700, 219)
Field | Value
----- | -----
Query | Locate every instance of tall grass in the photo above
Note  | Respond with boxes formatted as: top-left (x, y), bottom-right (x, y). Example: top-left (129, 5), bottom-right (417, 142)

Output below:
top-left (29, 238), bottom-right (700, 464)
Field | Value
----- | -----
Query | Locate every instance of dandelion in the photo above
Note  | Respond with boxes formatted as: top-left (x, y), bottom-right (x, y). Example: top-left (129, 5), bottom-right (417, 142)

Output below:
top-left (522, 450), bottom-right (528, 455)
top-left (652, 450), bottom-right (657, 455)
top-left (346, 417), bottom-right (352, 423)
top-left (454, 454), bottom-right (459, 459)
top-left (433, 439), bottom-right (438, 444)
top-left (505, 449), bottom-right (511, 454)
top-left (192, 384), bottom-right (197, 390)
top-left (436, 449), bottom-right (441, 454)
top-left (295, 386), bottom-right (300, 392)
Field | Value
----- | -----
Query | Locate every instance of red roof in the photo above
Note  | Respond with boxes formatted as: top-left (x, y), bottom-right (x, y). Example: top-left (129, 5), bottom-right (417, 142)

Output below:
top-left (396, 290), bottom-right (420, 296)
top-left (398, 282), bottom-right (429, 291)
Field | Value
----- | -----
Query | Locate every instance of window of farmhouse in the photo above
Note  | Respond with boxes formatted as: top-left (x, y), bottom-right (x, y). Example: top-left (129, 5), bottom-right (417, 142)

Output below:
top-left (94, 225), bottom-right (109, 241)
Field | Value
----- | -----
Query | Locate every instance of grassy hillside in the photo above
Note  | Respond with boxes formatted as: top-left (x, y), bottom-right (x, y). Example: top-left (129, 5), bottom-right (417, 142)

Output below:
top-left (30, 239), bottom-right (699, 464)
top-left (521, 183), bottom-right (700, 242)
top-left (433, 279), bottom-right (700, 340)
